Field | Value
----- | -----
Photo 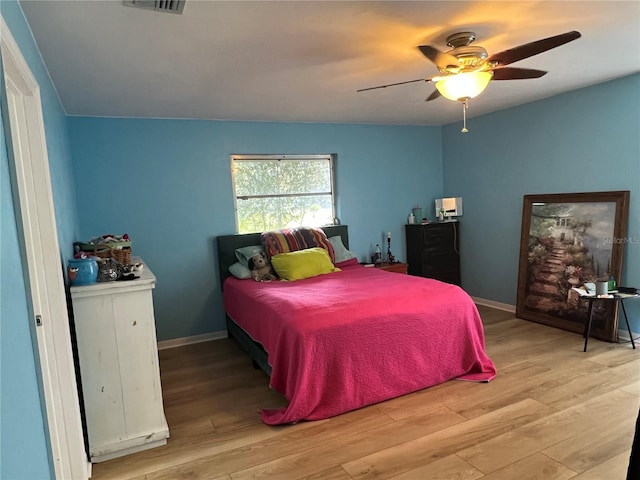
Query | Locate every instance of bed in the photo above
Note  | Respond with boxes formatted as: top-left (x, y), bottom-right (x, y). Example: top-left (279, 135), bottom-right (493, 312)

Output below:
top-left (216, 225), bottom-right (496, 425)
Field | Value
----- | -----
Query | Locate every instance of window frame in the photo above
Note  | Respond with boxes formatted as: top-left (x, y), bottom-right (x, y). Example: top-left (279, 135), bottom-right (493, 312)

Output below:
top-left (230, 154), bottom-right (336, 233)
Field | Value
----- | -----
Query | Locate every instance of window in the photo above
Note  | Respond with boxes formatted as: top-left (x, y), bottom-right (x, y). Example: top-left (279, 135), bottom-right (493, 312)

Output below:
top-left (231, 154), bottom-right (336, 234)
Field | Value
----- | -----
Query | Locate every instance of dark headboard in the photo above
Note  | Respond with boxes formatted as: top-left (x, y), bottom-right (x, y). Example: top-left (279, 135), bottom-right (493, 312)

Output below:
top-left (216, 225), bottom-right (349, 287)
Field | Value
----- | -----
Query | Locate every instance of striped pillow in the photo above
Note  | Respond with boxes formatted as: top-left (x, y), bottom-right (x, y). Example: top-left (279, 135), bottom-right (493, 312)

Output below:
top-left (261, 227), bottom-right (336, 264)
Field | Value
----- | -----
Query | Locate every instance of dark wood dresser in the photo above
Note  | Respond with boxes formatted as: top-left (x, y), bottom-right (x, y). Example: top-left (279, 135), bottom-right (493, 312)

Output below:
top-left (405, 222), bottom-right (460, 285)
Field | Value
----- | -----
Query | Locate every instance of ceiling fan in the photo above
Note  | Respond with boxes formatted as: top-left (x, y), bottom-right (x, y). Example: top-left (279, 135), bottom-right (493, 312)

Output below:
top-left (358, 30), bottom-right (581, 131)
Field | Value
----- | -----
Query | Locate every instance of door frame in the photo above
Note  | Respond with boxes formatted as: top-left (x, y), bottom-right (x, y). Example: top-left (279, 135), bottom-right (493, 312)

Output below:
top-left (1, 16), bottom-right (90, 479)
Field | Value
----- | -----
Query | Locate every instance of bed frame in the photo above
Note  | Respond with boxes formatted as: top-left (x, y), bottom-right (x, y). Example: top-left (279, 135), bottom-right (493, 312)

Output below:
top-left (216, 225), bottom-right (349, 375)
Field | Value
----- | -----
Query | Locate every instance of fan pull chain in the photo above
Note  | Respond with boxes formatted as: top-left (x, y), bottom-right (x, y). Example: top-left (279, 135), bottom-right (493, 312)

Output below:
top-left (461, 98), bottom-right (469, 133)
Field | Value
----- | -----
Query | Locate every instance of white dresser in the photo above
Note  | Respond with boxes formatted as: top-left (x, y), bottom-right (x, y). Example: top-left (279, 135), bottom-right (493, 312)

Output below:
top-left (70, 258), bottom-right (169, 462)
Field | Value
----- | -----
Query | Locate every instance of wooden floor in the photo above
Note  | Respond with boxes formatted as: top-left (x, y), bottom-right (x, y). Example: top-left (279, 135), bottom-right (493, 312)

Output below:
top-left (91, 306), bottom-right (640, 480)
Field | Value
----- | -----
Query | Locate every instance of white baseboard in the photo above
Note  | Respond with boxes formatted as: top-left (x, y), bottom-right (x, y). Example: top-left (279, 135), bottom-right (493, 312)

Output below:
top-left (157, 331), bottom-right (227, 350)
top-left (157, 306), bottom-right (635, 350)
top-left (472, 297), bottom-right (639, 343)
top-left (618, 329), bottom-right (640, 343)
top-left (472, 297), bottom-right (516, 313)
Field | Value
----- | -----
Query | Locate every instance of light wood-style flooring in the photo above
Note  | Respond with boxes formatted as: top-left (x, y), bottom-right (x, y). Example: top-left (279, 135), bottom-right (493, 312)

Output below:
top-left (91, 306), bottom-right (640, 480)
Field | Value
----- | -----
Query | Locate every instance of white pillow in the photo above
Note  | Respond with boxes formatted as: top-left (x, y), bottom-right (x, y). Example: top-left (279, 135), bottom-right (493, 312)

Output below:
top-left (328, 236), bottom-right (357, 264)
top-left (229, 245), bottom-right (265, 280)
top-left (229, 262), bottom-right (252, 280)
top-left (235, 245), bottom-right (264, 266)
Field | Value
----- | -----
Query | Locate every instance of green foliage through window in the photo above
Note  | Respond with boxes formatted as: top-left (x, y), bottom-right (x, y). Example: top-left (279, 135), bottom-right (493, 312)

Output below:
top-left (232, 155), bottom-right (335, 234)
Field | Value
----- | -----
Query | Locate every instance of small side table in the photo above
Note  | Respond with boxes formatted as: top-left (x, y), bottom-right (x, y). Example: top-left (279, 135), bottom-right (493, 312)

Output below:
top-left (581, 293), bottom-right (639, 352)
top-left (375, 262), bottom-right (408, 274)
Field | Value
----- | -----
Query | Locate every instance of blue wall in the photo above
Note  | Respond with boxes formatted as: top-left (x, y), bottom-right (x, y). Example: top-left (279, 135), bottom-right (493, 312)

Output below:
top-left (1, 1), bottom-right (81, 478)
top-left (68, 118), bottom-right (443, 340)
top-left (442, 73), bottom-right (640, 331)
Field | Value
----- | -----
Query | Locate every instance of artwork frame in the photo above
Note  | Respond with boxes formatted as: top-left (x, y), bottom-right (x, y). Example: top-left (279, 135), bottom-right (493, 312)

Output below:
top-left (516, 191), bottom-right (630, 341)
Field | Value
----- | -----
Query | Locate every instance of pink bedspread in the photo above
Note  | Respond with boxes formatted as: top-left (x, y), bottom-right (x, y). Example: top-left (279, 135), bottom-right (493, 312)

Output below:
top-left (223, 264), bottom-right (496, 425)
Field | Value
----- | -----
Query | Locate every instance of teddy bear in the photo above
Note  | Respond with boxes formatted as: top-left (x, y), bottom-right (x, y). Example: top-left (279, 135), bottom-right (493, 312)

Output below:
top-left (247, 252), bottom-right (277, 282)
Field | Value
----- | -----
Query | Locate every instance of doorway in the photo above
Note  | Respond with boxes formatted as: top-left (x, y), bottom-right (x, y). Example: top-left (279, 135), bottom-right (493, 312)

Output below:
top-left (1, 16), bottom-right (90, 480)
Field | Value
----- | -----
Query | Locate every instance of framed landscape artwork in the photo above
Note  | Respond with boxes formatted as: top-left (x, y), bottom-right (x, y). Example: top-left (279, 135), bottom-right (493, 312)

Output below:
top-left (516, 191), bottom-right (630, 341)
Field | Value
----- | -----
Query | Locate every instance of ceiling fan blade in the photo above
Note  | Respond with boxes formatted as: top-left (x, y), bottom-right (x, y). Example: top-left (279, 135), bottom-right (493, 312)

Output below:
top-left (356, 78), bottom-right (429, 92)
top-left (425, 90), bottom-right (441, 102)
top-left (418, 45), bottom-right (460, 69)
top-left (491, 67), bottom-right (548, 80)
top-left (487, 31), bottom-right (581, 66)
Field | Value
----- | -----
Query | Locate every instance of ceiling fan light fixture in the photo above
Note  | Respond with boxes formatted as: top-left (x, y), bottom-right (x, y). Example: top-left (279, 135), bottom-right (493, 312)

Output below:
top-left (435, 71), bottom-right (493, 101)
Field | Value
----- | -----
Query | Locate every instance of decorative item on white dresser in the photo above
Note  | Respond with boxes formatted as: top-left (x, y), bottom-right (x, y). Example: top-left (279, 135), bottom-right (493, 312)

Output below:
top-left (69, 257), bottom-right (169, 462)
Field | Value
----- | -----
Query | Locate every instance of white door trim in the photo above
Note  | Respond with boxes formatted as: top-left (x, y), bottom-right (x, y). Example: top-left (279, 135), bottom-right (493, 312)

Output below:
top-left (1, 16), bottom-right (90, 480)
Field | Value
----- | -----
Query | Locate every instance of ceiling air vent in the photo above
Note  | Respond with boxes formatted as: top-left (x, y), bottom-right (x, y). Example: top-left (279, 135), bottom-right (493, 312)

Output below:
top-left (123, 0), bottom-right (186, 14)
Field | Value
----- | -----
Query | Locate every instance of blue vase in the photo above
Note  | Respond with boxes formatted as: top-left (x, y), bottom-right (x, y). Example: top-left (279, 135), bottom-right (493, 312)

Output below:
top-left (67, 257), bottom-right (98, 286)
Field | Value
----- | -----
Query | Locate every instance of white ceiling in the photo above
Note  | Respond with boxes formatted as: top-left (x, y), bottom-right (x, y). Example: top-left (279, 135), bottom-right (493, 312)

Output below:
top-left (19, 0), bottom-right (640, 126)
